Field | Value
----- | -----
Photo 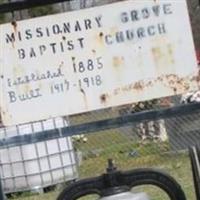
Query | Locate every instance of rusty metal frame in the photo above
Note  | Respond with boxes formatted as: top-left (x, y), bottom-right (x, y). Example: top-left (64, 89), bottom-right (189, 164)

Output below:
top-left (0, 179), bottom-right (5, 200)
top-left (0, 0), bottom-right (200, 198)
top-left (1, 102), bottom-right (200, 149)
top-left (189, 146), bottom-right (200, 200)
top-left (0, 0), bottom-right (72, 14)
top-left (1, 0), bottom-right (199, 14)
top-left (0, 102), bottom-right (200, 199)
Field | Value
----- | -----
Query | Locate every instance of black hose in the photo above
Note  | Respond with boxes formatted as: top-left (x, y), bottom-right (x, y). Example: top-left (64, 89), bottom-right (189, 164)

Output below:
top-left (57, 168), bottom-right (186, 200)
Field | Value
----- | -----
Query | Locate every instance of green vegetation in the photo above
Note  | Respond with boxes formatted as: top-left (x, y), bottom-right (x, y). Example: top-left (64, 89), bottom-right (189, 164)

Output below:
top-left (8, 153), bottom-right (194, 200)
top-left (0, 1), bottom-right (56, 24)
top-left (0, 0), bottom-right (5, 23)
top-left (8, 131), bottom-right (195, 200)
top-left (28, 5), bottom-right (56, 18)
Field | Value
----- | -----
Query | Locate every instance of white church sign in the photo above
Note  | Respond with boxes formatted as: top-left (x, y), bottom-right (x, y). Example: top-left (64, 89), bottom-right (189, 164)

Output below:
top-left (0, 0), bottom-right (199, 125)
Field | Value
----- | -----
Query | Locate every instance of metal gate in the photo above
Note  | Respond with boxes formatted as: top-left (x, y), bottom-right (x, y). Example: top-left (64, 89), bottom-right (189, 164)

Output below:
top-left (0, 1), bottom-right (200, 200)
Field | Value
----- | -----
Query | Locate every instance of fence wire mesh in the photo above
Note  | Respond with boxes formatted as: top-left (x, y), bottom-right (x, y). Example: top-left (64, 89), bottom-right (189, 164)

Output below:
top-left (0, 0), bottom-right (200, 200)
top-left (67, 95), bottom-right (199, 200)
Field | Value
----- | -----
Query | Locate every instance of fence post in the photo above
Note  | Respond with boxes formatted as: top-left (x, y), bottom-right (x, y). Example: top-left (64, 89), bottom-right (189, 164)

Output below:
top-left (189, 146), bottom-right (200, 200)
top-left (0, 175), bottom-right (5, 200)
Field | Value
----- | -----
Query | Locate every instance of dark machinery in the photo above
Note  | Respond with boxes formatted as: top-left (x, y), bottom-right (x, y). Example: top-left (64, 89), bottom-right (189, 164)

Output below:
top-left (57, 159), bottom-right (186, 200)
top-left (57, 146), bottom-right (200, 200)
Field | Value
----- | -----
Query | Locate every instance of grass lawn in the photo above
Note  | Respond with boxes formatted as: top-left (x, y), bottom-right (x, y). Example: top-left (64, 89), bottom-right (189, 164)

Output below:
top-left (8, 130), bottom-right (196, 200)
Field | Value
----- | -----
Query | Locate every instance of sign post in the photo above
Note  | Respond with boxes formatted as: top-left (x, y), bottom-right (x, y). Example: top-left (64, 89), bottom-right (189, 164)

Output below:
top-left (0, 0), bottom-right (199, 126)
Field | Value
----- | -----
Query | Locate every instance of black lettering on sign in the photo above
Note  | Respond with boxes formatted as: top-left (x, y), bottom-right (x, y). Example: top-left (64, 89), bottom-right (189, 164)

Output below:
top-left (50, 43), bottom-right (57, 53)
top-left (77, 38), bottom-right (85, 49)
top-left (50, 80), bottom-right (70, 94)
top-left (67, 40), bottom-right (74, 50)
top-left (39, 45), bottom-right (47, 55)
top-left (105, 35), bottom-right (113, 45)
top-left (6, 33), bottom-right (15, 43)
top-left (30, 48), bottom-right (36, 58)
top-left (95, 15), bottom-right (102, 28)
top-left (74, 21), bottom-right (82, 32)
top-left (116, 32), bottom-right (125, 43)
top-left (36, 27), bottom-right (43, 38)
top-left (72, 57), bottom-right (103, 73)
top-left (7, 68), bottom-right (64, 87)
top-left (6, 31), bottom-right (22, 43)
top-left (121, 12), bottom-right (129, 23)
top-left (141, 8), bottom-right (150, 19)
top-left (104, 23), bottom-right (167, 46)
top-left (78, 75), bottom-right (102, 88)
top-left (5, 15), bottom-right (103, 45)
top-left (25, 29), bottom-right (32, 40)
top-left (60, 42), bottom-right (64, 52)
top-left (126, 30), bottom-right (134, 40)
top-left (45, 27), bottom-right (50, 37)
top-left (18, 32), bottom-right (22, 41)
top-left (63, 22), bottom-right (71, 33)
top-left (8, 88), bottom-right (42, 103)
top-left (84, 19), bottom-right (92, 30)
top-left (131, 10), bottom-right (139, 21)
top-left (16, 37), bottom-right (85, 59)
top-left (137, 27), bottom-right (146, 39)
top-left (52, 24), bottom-right (62, 34)
top-left (8, 91), bottom-right (17, 103)
top-left (120, 4), bottom-right (173, 24)
top-left (18, 49), bottom-right (26, 59)
top-left (152, 5), bottom-right (160, 16)
top-left (147, 26), bottom-right (156, 36)
top-left (158, 23), bottom-right (166, 34)
top-left (7, 79), bottom-right (12, 87)
top-left (163, 4), bottom-right (173, 15)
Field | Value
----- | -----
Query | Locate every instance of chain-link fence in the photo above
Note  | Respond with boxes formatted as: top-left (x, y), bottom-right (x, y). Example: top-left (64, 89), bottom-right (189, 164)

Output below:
top-left (63, 95), bottom-right (200, 200)
top-left (0, 0), bottom-right (200, 200)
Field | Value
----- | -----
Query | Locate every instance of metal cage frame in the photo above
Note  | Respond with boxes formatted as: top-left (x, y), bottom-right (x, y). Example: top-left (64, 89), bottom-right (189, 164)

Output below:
top-left (1, 0), bottom-right (200, 199)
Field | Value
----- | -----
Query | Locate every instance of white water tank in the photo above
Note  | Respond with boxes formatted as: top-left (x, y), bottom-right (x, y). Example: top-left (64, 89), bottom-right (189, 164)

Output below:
top-left (0, 117), bottom-right (78, 193)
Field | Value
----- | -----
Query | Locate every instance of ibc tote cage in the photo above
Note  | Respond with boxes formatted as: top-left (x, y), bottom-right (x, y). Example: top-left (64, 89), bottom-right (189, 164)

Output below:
top-left (1, 0), bottom-right (200, 200)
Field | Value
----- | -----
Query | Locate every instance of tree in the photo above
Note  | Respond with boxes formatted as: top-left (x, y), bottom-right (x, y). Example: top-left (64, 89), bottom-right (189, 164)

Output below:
top-left (187, 0), bottom-right (200, 50)
top-left (0, 0), bottom-right (5, 23)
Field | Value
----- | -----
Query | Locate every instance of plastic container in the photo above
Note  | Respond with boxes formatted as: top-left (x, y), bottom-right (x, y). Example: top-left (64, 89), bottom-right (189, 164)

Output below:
top-left (0, 117), bottom-right (77, 193)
